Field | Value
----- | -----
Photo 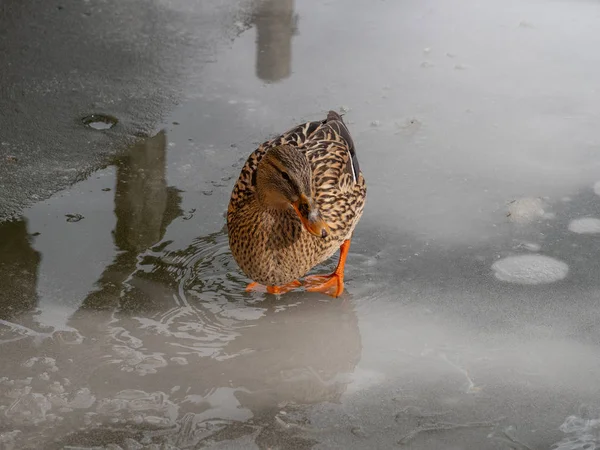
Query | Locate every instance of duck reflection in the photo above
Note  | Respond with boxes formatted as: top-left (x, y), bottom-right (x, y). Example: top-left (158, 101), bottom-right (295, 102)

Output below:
top-left (63, 229), bottom-right (361, 448)
top-left (253, 0), bottom-right (298, 83)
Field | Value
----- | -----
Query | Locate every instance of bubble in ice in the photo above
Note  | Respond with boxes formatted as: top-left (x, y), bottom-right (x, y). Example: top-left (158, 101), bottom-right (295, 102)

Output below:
top-left (22, 358), bottom-right (37, 368)
top-left (507, 197), bottom-right (545, 224)
top-left (7, 386), bottom-right (32, 399)
top-left (0, 430), bottom-right (21, 450)
top-left (111, 345), bottom-right (167, 376)
top-left (14, 378), bottom-right (32, 387)
top-left (492, 255), bottom-right (568, 285)
top-left (170, 357), bottom-right (188, 366)
top-left (5, 393), bottom-right (52, 425)
top-left (48, 382), bottom-right (65, 394)
top-left (568, 218), bottom-right (600, 234)
top-left (83, 412), bottom-right (96, 426)
top-left (97, 390), bottom-right (175, 415)
top-left (67, 388), bottom-right (96, 409)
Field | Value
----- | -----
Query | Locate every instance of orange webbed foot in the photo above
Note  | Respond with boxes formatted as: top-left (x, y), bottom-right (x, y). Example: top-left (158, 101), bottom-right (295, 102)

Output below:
top-left (304, 273), bottom-right (344, 298)
top-left (304, 239), bottom-right (351, 298)
top-left (245, 280), bottom-right (302, 295)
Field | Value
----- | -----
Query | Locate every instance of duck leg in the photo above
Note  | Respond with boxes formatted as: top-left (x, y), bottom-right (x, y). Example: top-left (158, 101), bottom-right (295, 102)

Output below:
top-left (304, 239), bottom-right (351, 298)
top-left (245, 280), bottom-right (302, 295)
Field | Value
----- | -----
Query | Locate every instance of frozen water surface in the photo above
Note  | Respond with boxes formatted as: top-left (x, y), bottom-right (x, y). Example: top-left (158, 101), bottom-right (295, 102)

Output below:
top-left (2, 0), bottom-right (600, 448)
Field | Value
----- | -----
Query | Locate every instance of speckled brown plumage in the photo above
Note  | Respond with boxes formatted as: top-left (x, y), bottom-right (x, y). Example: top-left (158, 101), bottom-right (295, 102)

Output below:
top-left (227, 110), bottom-right (367, 286)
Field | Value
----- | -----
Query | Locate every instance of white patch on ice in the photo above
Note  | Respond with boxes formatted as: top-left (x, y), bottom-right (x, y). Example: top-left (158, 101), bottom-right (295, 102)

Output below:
top-left (492, 255), bottom-right (568, 285)
top-left (507, 197), bottom-right (545, 224)
top-left (568, 217), bottom-right (600, 234)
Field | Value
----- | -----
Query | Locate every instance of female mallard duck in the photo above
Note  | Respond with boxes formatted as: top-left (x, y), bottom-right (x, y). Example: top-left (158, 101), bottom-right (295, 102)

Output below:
top-left (227, 110), bottom-right (366, 297)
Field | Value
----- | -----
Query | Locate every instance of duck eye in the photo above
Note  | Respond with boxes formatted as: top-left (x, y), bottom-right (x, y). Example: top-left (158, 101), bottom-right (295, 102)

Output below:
top-left (281, 171), bottom-right (291, 182)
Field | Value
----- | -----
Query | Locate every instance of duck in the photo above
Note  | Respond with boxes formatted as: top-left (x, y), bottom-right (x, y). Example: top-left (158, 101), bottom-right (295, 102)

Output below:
top-left (227, 110), bottom-right (366, 297)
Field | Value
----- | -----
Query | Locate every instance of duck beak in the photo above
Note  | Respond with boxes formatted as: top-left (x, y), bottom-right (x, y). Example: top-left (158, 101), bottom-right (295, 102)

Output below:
top-left (291, 194), bottom-right (330, 238)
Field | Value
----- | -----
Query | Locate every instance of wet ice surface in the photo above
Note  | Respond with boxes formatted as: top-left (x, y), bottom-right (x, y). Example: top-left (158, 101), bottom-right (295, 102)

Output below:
top-left (3, 0), bottom-right (600, 448)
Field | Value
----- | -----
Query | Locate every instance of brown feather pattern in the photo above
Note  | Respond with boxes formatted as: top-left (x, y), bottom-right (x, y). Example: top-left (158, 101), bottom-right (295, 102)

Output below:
top-left (227, 111), bottom-right (367, 285)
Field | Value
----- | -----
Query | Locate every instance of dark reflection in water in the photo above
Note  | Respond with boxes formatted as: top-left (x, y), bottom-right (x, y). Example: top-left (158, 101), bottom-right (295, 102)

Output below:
top-left (0, 219), bottom-right (40, 320)
top-left (113, 130), bottom-right (182, 253)
top-left (77, 130), bottom-right (182, 313)
top-left (253, 0), bottom-right (297, 83)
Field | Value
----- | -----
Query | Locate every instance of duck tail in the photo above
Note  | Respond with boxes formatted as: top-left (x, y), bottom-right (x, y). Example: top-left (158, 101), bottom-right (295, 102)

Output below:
top-left (324, 110), bottom-right (360, 182)
top-left (326, 110), bottom-right (344, 123)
